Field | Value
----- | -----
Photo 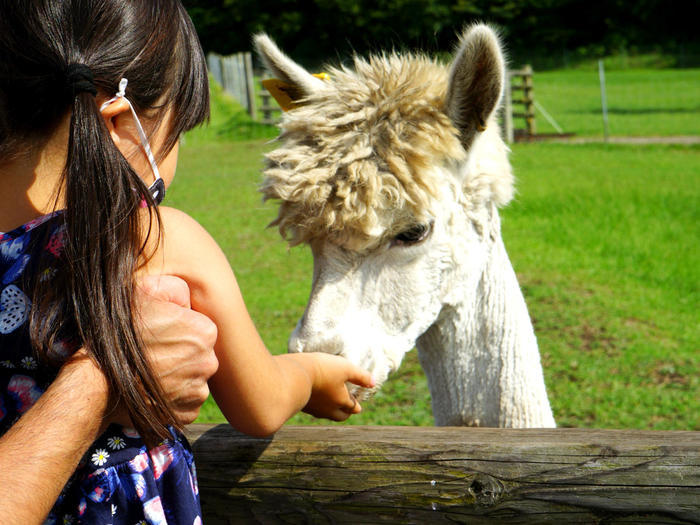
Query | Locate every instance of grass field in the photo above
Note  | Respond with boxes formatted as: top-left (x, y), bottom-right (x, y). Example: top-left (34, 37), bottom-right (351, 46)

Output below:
top-left (531, 68), bottom-right (700, 137)
top-left (172, 69), bottom-right (699, 431)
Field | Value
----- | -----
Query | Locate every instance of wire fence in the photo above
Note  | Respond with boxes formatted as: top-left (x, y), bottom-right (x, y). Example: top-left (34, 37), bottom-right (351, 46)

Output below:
top-left (526, 66), bottom-right (700, 139)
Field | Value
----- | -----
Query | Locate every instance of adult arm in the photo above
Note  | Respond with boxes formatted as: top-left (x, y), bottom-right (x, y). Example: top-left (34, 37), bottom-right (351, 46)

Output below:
top-left (0, 353), bottom-right (109, 523)
top-left (0, 275), bottom-right (218, 524)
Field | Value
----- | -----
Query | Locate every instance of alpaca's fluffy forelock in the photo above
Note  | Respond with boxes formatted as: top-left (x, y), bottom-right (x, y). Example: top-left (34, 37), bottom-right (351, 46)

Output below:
top-left (261, 53), bottom-right (467, 250)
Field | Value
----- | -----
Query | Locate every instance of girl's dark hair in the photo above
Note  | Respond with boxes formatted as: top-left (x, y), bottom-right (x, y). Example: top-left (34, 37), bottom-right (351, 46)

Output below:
top-left (0, 0), bottom-right (210, 441)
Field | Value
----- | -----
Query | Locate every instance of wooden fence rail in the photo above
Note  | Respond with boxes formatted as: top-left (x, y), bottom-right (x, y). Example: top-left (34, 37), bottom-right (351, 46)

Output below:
top-left (185, 424), bottom-right (700, 524)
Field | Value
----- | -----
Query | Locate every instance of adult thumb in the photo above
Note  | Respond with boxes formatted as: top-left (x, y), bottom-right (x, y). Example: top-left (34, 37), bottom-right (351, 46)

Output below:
top-left (136, 274), bottom-right (191, 308)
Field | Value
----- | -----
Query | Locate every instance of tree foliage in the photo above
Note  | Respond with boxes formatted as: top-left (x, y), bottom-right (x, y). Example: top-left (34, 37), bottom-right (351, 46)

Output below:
top-left (184, 0), bottom-right (698, 68)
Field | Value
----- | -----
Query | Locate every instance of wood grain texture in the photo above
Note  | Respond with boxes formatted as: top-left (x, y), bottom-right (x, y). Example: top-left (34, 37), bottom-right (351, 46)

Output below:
top-left (184, 425), bottom-right (700, 524)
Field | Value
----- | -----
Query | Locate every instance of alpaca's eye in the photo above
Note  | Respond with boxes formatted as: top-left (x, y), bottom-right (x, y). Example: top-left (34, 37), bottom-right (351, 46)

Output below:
top-left (393, 223), bottom-right (432, 246)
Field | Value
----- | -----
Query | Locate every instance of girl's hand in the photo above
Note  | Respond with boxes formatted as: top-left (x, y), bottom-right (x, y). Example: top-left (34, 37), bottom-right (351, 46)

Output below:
top-left (298, 353), bottom-right (375, 421)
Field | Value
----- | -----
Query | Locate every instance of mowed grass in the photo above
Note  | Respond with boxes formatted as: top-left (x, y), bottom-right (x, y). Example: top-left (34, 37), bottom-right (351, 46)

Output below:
top-left (504, 143), bottom-right (698, 429)
top-left (519, 68), bottom-right (700, 137)
top-left (170, 75), bottom-right (698, 430)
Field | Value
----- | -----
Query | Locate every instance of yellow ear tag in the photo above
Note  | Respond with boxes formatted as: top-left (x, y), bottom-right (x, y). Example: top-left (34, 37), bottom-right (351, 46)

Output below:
top-left (261, 78), bottom-right (297, 111)
top-left (262, 73), bottom-right (329, 112)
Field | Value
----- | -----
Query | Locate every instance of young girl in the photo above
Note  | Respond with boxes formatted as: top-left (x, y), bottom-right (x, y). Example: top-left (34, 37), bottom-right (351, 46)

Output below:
top-left (0, 1), bottom-right (373, 523)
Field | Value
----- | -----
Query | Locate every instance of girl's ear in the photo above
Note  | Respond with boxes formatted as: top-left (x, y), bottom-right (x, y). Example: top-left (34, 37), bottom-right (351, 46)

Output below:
top-left (99, 97), bottom-right (131, 146)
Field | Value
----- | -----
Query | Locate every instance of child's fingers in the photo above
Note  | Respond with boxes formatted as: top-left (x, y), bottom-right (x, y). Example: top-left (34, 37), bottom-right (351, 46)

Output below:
top-left (345, 365), bottom-right (375, 389)
top-left (328, 409), bottom-right (352, 422)
top-left (340, 393), bottom-right (361, 415)
top-left (350, 396), bottom-right (362, 414)
top-left (332, 397), bottom-right (361, 421)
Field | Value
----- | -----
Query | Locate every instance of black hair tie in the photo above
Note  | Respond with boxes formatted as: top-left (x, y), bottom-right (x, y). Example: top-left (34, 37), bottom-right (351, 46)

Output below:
top-left (65, 63), bottom-right (98, 98)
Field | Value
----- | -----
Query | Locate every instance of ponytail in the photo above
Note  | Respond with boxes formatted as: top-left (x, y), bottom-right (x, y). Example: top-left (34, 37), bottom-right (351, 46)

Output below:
top-left (29, 78), bottom-right (177, 441)
top-left (61, 88), bottom-right (176, 441)
top-left (1, 0), bottom-right (210, 442)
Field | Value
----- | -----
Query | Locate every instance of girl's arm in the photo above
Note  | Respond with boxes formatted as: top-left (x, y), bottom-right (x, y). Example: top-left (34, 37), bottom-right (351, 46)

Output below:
top-left (148, 207), bottom-right (374, 437)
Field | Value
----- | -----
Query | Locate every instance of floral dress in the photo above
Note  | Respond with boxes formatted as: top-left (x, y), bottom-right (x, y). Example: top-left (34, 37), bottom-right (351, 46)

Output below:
top-left (0, 212), bottom-right (202, 525)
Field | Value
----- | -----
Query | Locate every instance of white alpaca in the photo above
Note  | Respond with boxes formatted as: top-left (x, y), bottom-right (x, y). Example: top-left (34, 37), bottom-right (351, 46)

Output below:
top-left (254, 25), bottom-right (555, 428)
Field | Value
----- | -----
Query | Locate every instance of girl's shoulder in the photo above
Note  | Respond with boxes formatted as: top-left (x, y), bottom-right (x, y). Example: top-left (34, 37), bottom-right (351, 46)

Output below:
top-left (153, 206), bottom-right (208, 240)
top-left (138, 206), bottom-right (230, 291)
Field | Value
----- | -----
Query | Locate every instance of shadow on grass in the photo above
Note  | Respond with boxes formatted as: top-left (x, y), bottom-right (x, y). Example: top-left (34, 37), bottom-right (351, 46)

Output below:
top-left (575, 105), bottom-right (700, 115)
top-left (212, 111), bottom-right (279, 141)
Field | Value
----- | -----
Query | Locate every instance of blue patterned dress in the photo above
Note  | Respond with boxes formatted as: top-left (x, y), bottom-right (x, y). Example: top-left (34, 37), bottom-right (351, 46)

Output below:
top-left (0, 212), bottom-right (203, 525)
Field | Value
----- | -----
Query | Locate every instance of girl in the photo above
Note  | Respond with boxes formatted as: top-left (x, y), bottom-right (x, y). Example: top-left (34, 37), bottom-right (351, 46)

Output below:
top-left (0, 1), bottom-right (373, 523)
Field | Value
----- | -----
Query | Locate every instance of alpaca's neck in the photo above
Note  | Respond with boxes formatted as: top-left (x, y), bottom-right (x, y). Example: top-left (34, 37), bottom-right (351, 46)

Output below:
top-left (416, 233), bottom-right (555, 428)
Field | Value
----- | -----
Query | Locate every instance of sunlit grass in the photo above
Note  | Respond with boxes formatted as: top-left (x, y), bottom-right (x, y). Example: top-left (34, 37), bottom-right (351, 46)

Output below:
top-left (504, 143), bottom-right (699, 429)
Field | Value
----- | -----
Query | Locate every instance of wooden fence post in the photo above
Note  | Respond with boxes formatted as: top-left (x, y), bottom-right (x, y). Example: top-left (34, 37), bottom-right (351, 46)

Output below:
top-left (244, 52), bottom-right (256, 121)
top-left (207, 53), bottom-right (222, 88)
top-left (508, 65), bottom-right (536, 140)
top-left (207, 52), bottom-right (257, 119)
top-left (522, 64), bottom-right (536, 135)
top-left (503, 70), bottom-right (514, 143)
top-left (185, 424), bottom-right (700, 524)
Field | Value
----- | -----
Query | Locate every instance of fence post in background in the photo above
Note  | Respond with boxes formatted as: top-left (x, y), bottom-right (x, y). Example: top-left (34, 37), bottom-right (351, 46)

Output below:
top-left (503, 70), bottom-right (514, 143)
top-left (508, 65), bottom-right (536, 140)
top-left (209, 52), bottom-right (258, 118)
top-left (244, 52), bottom-right (256, 120)
top-left (207, 53), bottom-right (222, 88)
top-left (523, 65), bottom-right (536, 136)
top-left (221, 55), bottom-right (233, 101)
top-left (260, 91), bottom-right (272, 125)
top-left (237, 54), bottom-right (247, 112)
top-left (232, 54), bottom-right (243, 111)
top-left (598, 59), bottom-right (610, 142)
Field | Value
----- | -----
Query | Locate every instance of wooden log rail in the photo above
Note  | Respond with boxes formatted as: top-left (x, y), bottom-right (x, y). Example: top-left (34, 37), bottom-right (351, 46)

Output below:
top-left (185, 425), bottom-right (700, 524)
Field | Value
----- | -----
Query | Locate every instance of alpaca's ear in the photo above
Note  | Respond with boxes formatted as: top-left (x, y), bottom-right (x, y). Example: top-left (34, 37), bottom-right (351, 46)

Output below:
top-left (445, 24), bottom-right (505, 148)
top-left (253, 33), bottom-right (326, 102)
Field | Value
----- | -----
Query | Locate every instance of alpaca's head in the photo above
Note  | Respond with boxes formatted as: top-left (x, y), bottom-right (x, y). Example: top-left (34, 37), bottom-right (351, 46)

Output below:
top-left (255, 25), bottom-right (514, 392)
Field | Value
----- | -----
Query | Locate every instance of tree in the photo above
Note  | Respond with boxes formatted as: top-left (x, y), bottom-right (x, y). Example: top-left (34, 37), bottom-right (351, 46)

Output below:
top-left (184, 0), bottom-right (699, 68)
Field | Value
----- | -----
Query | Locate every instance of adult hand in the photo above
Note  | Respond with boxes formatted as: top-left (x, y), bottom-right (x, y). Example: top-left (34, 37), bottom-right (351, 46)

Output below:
top-left (134, 275), bottom-right (219, 425)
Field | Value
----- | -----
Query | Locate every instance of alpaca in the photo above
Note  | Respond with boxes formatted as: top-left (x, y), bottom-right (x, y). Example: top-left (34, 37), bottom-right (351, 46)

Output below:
top-left (254, 25), bottom-right (555, 428)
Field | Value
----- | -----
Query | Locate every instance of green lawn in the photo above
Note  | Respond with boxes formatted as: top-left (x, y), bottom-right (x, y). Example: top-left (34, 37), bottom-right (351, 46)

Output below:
top-left (171, 71), bottom-right (698, 431)
top-left (505, 143), bottom-right (698, 429)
